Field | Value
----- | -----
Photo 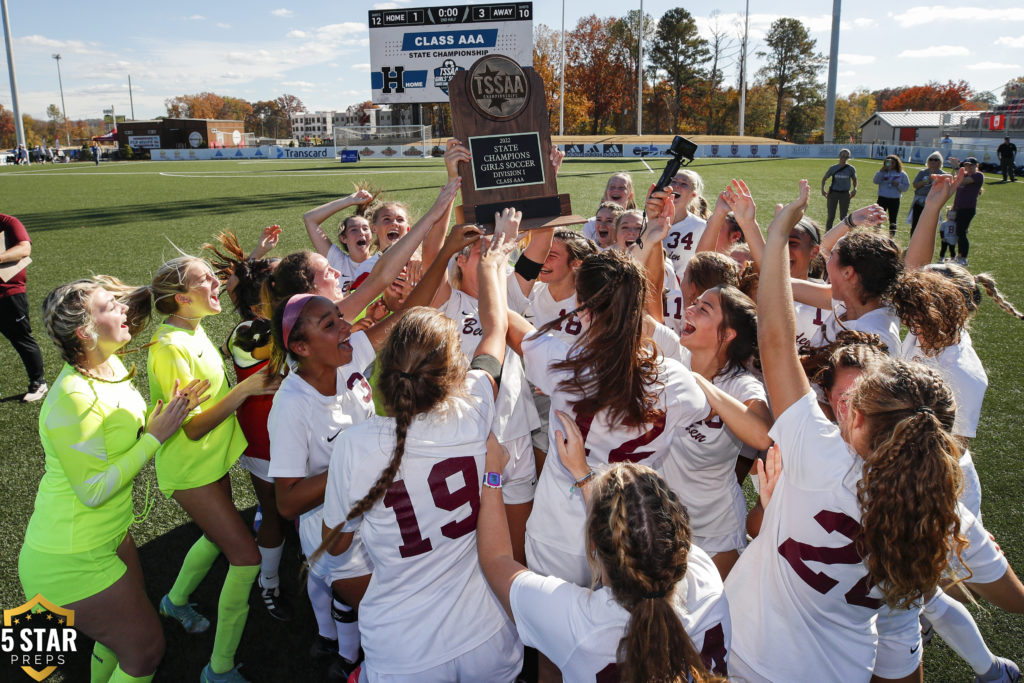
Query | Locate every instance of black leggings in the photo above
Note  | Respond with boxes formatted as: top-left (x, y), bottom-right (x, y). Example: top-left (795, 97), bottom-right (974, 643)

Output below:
top-left (877, 195), bottom-right (901, 234)
top-left (954, 207), bottom-right (976, 257)
top-left (0, 292), bottom-right (45, 386)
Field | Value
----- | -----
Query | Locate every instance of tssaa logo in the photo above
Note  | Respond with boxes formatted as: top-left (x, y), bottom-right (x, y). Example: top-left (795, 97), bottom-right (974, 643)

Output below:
top-left (2, 595), bottom-right (78, 681)
top-left (468, 55), bottom-right (529, 119)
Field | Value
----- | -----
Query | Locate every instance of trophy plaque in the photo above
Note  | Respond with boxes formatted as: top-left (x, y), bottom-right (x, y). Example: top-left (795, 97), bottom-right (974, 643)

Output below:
top-left (449, 54), bottom-right (584, 231)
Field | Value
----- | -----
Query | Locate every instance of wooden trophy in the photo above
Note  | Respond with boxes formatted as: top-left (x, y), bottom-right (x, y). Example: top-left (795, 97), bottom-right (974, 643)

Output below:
top-left (448, 54), bottom-right (584, 231)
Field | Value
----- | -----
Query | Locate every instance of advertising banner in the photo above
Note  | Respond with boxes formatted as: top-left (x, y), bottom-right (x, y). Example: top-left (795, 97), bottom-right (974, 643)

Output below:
top-left (368, 3), bottom-right (533, 104)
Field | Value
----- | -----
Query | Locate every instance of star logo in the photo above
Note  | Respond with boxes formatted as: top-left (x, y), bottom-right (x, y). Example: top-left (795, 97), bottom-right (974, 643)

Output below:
top-left (467, 55), bottom-right (528, 120)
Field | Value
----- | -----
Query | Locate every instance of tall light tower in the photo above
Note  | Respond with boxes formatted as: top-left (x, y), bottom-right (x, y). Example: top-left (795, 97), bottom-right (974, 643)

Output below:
top-left (2, 0), bottom-right (26, 150)
top-left (738, 0), bottom-right (749, 136)
top-left (52, 53), bottom-right (70, 146)
top-left (823, 0), bottom-right (841, 143)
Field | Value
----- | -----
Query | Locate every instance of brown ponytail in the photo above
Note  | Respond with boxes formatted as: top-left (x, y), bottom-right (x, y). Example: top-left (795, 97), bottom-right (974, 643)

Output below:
top-left (586, 463), bottom-right (725, 682)
top-left (310, 307), bottom-right (466, 565)
top-left (852, 359), bottom-right (968, 609)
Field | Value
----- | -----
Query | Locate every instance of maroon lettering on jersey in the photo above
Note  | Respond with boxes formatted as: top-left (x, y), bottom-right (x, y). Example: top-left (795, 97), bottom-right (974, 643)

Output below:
top-left (346, 372), bottom-right (373, 404)
top-left (778, 509), bottom-right (882, 610)
top-left (595, 662), bottom-right (618, 682)
top-left (700, 622), bottom-right (729, 675)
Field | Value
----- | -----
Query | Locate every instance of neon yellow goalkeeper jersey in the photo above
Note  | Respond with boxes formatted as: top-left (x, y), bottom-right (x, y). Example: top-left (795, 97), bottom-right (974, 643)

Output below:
top-left (25, 357), bottom-right (160, 554)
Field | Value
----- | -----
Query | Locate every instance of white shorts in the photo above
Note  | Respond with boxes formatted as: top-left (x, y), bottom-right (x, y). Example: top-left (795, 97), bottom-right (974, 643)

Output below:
top-left (301, 510), bottom-right (373, 583)
top-left (524, 534), bottom-right (590, 587)
top-left (691, 485), bottom-right (749, 555)
top-left (952, 508), bottom-right (1008, 584)
top-left (239, 455), bottom-right (272, 483)
top-left (874, 606), bottom-right (923, 679)
top-left (531, 390), bottom-right (551, 453)
top-left (694, 529), bottom-right (748, 556)
top-left (359, 618), bottom-right (522, 683)
top-left (959, 449), bottom-right (982, 521)
top-left (500, 433), bottom-right (536, 505)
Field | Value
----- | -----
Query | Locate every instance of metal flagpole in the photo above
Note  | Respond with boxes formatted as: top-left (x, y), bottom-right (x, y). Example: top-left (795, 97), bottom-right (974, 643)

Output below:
top-left (636, 0), bottom-right (643, 136)
top-left (1, 0), bottom-right (26, 150)
top-left (738, 0), bottom-right (749, 136)
top-left (824, 0), bottom-right (841, 143)
top-left (129, 74), bottom-right (135, 119)
top-left (559, 0), bottom-right (565, 135)
top-left (53, 54), bottom-right (70, 146)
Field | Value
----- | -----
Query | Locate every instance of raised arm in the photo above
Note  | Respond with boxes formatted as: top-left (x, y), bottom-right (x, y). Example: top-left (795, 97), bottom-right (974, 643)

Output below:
top-left (303, 191), bottom-right (373, 257)
top-left (339, 178), bottom-right (461, 318)
top-left (631, 191), bottom-right (673, 320)
top-left (757, 180), bottom-right (812, 415)
top-left (475, 210), bottom-right (521, 389)
top-left (513, 227), bottom-right (555, 297)
top-left (905, 170), bottom-right (964, 270)
top-left (249, 224), bottom-right (282, 260)
top-left (819, 203), bottom-right (887, 256)
top-left (477, 432), bottom-right (527, 619)
top-left (723, 179), bottom-right (765, 267)
top-left (695, 190), bottom-right (732, 254)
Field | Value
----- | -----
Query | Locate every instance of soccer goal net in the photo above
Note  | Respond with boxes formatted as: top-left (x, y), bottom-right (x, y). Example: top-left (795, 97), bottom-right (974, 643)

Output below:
top-left (333, 124), bottom-right (431, 159)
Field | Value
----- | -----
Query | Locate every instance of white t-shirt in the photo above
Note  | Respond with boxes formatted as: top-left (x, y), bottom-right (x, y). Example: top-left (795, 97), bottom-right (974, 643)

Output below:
top-left (663, 213), bottom-right (707, 282)
top-left (649, 320), bottom-right (684, 364)
top-left (811, 301), bottom-right (902, 356)
top-left (724, 392), bottom-right (883, 683)
top-left (349, 251), bottom-right (382, 290)
top-left (438, 287), bottom-right (540, 442)
top-left (794, 279), bottom-right (827, 352)
top-left (663, 289), bottom-right (686, 336)
top-left (323, 370), bottom-right (518, 674)
top-left (267, 331), bottom-right (376, 569)
top-left (901, 331), bottom-right (987, 438)
top-left (522, 332), bottom-right (709, 558)
top-left (509, 544), bottom-right (731, 682)
top-left (527, 281), bottom-right (583, 348)
top-left (581, 217), bottom-right (598, 242)
top-left (326, 244), bottom-right (364, 294)
top-left (662, 368), bottom-right (766, 544)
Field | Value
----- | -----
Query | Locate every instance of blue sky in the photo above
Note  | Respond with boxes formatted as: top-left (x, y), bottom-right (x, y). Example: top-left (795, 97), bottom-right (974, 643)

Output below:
top-left (1, 0), bottom-right (1022, 121)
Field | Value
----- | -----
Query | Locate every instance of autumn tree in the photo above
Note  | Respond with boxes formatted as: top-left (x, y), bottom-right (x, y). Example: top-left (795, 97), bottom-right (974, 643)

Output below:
top-left (832, 90), bottom-right (876, 142)
top-left (566, 15), bottom-right (631, 134)
top-left (0, 105), bottom-right (14, 148)
top-left (756, 18), bottom-right (825, 139)
top-left (702, 11), bottom-right (736, 134)
top-left (881, 80), bottom-right (975, 111)
top-left (610, 10), bottom-right (655, 132)
top-left (1003, 76), bottom-right (1024, 102)
top-left (649, 8), bottom-right (709, 131)
top-left (247, 100), bottom-right (289, 139)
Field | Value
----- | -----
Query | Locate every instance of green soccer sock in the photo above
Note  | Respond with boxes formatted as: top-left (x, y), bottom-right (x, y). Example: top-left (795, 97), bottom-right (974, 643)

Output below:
top-left (168, 535), bottom-right (221, 606)
top-left (107, 664), bottom-right (154, 683)
top-left (91, 642), bottom-right (118, 683)
top-left (209, 563), bottom-right (259, 674)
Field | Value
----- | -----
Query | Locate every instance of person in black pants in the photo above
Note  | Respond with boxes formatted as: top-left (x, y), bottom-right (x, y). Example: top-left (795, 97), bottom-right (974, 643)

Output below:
top-left (949, 157), bottom-right (985, 267)
top-left (997, 137), bottom-right (1017, 182)
top-left (0, 214), bottom-right (47, 401)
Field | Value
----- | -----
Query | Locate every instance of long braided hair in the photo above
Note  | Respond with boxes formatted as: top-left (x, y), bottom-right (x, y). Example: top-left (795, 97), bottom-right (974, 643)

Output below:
top-left (586, 463), bottom-right (725, 683)
top-left (310, 307), bottom-right (467, 565)
top-left (851, 358), bottom-right (968, 608)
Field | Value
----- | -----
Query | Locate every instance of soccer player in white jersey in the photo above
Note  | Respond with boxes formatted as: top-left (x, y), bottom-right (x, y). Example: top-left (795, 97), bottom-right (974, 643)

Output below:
top-left (663, 285), bottom-right (772, 578)
top-left (303, 189), bottom-right (376, 293)
top-left (661, 252), bottom-right (740, 337)
top-left (478, 413), bottom-right (730, 683)
top-left (613, 209), bottom-right (678, 292)
top-left (580, 172), bottom-right (635, 243)
top-left (803, 334), bottom-right (1020, 683)
top-left (661, 169), bottom-right (708, 282)
top-left (725, 180), bottom-right (965, 683)
top-left (316, 226), bottom-right (523, 682)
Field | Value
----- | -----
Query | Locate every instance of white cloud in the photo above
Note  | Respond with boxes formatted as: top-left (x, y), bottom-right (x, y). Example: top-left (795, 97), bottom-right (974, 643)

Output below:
top-left (892, 7), bottom-right (1024, 28)
top-left (217, 22), bottom-right (231, 29)
top-left (373, 1), bottom-right (411, 8)
top-left (852, 18), bottom-right (876, 28)
top-left (271, 8), bottom-right (293, 17)
top-left (967, 61), bottom-right (1021, 70)
top-left (996, 36), bottom-right (1024, 48)
top-left (282, 80), bottom-right (315, 89)
top-left (899, 45), bottom-right (969, 58)
top-left (17, 34), bottom-right (114, 56)
top-left (838, 54), bottom-right (876, 65)
top-left (187, 14), bottom-right (205, 21)
top-left (287, 30), bottom-right (307, 38)
top-left (352, 63), bottom-right (370, 72)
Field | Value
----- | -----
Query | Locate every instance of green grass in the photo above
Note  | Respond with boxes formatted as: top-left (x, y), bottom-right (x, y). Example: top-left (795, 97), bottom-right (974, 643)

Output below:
top-left (0, 156), bottom-right (1021, 682)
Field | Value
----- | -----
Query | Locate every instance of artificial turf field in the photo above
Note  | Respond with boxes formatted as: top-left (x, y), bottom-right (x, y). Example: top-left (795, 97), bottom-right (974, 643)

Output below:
top-left (0, 155), bottom-right (1021, 682)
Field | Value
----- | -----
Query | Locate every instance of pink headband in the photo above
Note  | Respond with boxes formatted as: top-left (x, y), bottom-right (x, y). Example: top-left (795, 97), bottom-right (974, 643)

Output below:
top-left (282, 294), bottom-right (316, 349)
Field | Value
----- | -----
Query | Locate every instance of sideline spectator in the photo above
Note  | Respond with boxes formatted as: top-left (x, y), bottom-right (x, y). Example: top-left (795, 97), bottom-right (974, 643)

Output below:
top-left (910, 151), bottom-right (947, 233)
top-left (91, 142), bottom-right (101, 166)
top-left (873, 154), bottom-right (910, 237)
top-left (0, 214), bottom-right (47, 401)
top-left (820, 148), bottom-right (857, 229)
top-left (950, 156), bottom-right (984, 267)
top-left (997, 137), bottom-right (1017, 182)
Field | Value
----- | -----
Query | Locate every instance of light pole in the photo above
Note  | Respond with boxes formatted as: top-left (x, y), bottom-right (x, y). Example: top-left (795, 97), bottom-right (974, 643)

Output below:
top-left (636, 0), bottom-right (643, 136)
top-left (823, 0), bottom-right (841, 144)
top-left (738, 0), bottom-right (749, 136)
top-left (2, 0), bottom-right (26, 151)
top-left (559, 0), bottom-right (565, 136)
top-left (52, 53), bottom-right (70, 146)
